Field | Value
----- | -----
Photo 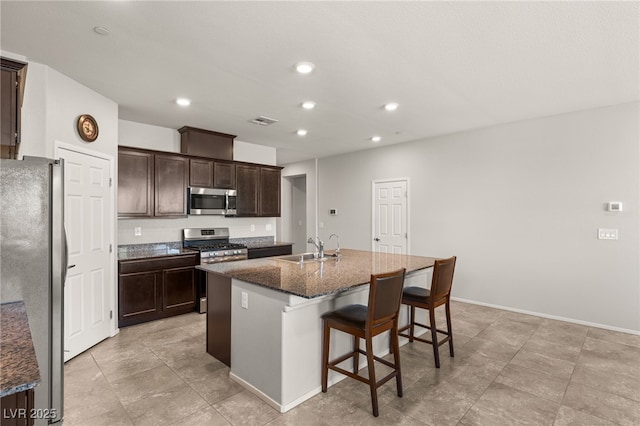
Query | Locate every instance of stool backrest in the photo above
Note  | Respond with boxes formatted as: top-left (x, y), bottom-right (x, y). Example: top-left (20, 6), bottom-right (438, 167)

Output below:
top-left (430, 256), bottom-right (457, 301)
top-left (367, 268), bottom-right (406, 327)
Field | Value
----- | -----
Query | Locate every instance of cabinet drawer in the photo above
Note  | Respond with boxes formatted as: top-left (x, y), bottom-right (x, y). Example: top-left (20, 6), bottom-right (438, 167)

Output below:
top-left (119, 254), bottom-right (197, 274)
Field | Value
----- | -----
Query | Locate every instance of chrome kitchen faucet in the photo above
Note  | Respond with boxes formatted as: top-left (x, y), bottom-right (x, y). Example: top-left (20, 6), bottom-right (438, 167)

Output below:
top-left (308, 237), bottom-right (324, 258)
top-left (329, 234), bottom-right (340, 256)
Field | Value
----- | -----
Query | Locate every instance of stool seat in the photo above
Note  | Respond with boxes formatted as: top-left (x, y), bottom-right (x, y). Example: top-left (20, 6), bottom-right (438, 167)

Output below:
top-left (402, 286), bottom-right (430, 301)
top-left (323, 304), bottom-right (367, 327)
top-left (321, 268), bottom-right (406, 417)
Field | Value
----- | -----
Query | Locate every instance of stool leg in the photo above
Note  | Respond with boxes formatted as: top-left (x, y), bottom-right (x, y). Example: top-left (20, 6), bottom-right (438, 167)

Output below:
top-left (365, 335), bottom-right (379, 417)
top-left (446, 300), bottom-right (454, 357)
top-left (409, 305), bottom-right (415, 342)
top-left (391, 324), bottom-right (403, 398)
top-left (321, 320), bottom-right (330, 392)
top-left (429, 308), bottom-right (440, 368)
top-left (353, 335), bottom-right (360, 374)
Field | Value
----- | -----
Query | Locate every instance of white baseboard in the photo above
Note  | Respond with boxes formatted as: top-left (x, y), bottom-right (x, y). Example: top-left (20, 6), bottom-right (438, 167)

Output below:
top-left (451, 297), bottom-right (640, 336)
top-left (228, 370), bottom-right (352, 413)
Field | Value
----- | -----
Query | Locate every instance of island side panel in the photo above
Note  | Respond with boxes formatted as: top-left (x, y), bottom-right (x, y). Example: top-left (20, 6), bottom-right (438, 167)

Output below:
top-left (230, 279), bottom-right (291, 407)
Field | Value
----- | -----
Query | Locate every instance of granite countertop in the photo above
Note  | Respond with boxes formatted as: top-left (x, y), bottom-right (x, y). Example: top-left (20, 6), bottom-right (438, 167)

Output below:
top-left (198, 248), bottom-right (437, 299)
top-left (118, 242), bottom-right (198, 261)
top-left (0, 301), bottom-right (41, 397)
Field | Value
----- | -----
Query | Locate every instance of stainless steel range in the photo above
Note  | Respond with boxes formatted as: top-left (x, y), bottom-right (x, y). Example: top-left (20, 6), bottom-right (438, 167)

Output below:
top-left (183, 227), bottom-right (248, 313)
top-left (183, 227), bottom-right (248, 264)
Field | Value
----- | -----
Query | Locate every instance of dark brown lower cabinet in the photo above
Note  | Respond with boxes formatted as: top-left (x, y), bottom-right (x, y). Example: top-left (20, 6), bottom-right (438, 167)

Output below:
top-left (119, 254), bottom-right (197, 327)
top-left (247, 244), bottom-right (292, 259)
top-left (0, 389), bottom-right (34, 426)
top-left (206, 273), bottom-right (231, 367)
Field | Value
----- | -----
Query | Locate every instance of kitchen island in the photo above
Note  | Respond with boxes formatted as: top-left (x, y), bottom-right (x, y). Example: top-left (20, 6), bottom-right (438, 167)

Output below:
top-left (198, 249), bottom-right (437, 412)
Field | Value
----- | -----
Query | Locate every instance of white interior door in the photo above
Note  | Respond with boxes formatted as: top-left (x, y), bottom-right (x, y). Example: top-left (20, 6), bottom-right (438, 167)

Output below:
top-left (59, 147), bottom-right (113, 361)
top-left (372, 179), bottom-right (408, 254)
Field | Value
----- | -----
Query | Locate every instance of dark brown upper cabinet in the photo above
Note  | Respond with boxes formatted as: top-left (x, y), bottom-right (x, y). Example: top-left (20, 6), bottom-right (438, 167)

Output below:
top-left (118, 148), bottom-right (154, 217)
top-left (189, 159), bottom-right (236, 189)
top-left (179, 126), bottom-right (235, 161)
top-left (1, 58), bottom-right (28, 159)
top-left (236, 164), bottom-right (281, 217)
top-left (259, 166), bottom-right (281, 217)
top-left (189, 158), bottom-right (214, 188)
top-left (214, 161), bottom-right (236, 189)
top-left (154, 153), bottom-right (189, 216)
top-left (236, 164), bottom-right (259, 216)
top-left (118, 146), bottom-right (280, 218)
top-left (118, 147), bottom-right (189, 217)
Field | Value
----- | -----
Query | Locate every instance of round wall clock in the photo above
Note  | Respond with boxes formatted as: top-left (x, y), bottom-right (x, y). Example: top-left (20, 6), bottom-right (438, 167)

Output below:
top-left (77, 114), bottom-right (99, 142)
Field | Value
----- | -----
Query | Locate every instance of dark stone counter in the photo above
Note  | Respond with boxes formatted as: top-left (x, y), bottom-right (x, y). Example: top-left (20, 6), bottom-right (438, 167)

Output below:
top-left (118, 242), bottom-right (198, 261)
top-left (0, 301), bottom-right (41, 397)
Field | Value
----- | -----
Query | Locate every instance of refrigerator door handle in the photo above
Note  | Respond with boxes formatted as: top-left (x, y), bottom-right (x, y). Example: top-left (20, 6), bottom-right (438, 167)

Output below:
top-left (62, 225), bottom-right (70, 286)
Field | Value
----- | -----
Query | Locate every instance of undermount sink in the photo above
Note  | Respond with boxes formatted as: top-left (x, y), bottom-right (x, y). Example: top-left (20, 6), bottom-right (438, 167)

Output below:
top-left (277, 252), bottom-right (341, 264)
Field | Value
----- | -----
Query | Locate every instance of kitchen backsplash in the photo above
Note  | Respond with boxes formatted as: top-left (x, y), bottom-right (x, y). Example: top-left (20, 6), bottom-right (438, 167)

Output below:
top-left (117, 216), bottom-right (276, 245)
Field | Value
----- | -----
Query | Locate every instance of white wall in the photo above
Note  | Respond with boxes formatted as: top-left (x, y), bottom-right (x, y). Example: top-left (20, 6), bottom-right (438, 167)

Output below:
top-left (315, 103), bottom-right (639, 332)
top-left (19, 60), bottom-right (118, 161)
top-left (118, 119), bottom-right (180, 152)
top-left (117, 120), bottom-right (277, 244)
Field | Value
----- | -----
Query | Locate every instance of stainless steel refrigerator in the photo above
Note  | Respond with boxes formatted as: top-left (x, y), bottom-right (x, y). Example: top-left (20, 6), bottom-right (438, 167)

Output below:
top-left (1, 157), bottom-right (67, 425)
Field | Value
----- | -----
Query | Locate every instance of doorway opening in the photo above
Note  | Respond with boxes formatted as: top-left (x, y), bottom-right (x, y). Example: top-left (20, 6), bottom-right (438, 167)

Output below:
top-left (282, 175), bottom-right (307, 253)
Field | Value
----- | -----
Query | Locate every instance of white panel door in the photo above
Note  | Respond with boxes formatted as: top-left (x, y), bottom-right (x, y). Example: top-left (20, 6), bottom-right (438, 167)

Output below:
top-left (373, 180), bottom-right (408, 254)
top-left (60, 147), bottom-right (113, 361)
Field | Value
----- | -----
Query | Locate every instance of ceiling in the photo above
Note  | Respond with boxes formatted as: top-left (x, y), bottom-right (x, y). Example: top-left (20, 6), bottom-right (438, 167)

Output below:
top-left (1, 1), bottom-right (638, 165)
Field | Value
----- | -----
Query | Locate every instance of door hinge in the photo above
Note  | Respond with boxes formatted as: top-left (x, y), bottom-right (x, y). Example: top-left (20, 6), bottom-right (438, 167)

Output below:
top-left (405, 233), bottom-right (408, 239)
top-left (110, 310), bottom-right (113, 319)
top-left (109, 177), bottom-right (113, 187)
top-left (109, 244), bottom-right (113, 253)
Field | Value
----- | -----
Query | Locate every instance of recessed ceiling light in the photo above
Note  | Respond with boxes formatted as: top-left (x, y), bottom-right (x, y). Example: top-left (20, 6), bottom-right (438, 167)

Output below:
top-left (93, 26), bottom-right (110, 36)
top-left (384, 102), bottom-right (399, 111)
top-left (301, 101), bottom-right (316, 110)
top-left (371, 136), bottom-right (382, 143)
top-left (297, 129), bottom-right (308, 136)
top-left (176, 98), bottom-right (191, 107)
top-left (295, 62), bottom-right (315, 74)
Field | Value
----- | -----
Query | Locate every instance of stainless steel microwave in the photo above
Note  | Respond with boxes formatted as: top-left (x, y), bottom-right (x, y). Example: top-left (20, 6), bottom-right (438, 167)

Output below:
top-left (187, 187), bottom-right (237, 216)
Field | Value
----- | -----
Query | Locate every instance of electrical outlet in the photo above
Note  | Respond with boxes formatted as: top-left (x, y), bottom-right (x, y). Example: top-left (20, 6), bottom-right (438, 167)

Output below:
top-left (241, 291), bottom-right (249, 309)
top-left (266, 224), bottom-right (272, 231)
top-left (598, 228), bottom-right (618, 240)
top-left (319, 222), bottom-right (324, 228)
top-left (134, 227), bottom-right (142, 236)
top-left (250, 224), bottom-right (255, 232)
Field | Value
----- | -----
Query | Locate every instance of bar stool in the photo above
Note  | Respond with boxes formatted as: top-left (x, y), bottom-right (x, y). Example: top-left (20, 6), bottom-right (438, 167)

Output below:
top-left (321, 268), bottom-right (406, 417)
top-left (398, 256), bottom-right (456, 368)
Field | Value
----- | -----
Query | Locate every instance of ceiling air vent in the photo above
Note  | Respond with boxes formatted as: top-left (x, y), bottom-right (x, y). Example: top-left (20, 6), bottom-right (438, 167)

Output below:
top-left (249, 116), bottom-right (279, 126)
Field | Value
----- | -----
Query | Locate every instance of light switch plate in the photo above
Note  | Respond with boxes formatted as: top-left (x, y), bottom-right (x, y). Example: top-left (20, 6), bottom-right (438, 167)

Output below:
top-left (241, 291), bottom-right (248, 309)
top-left (598, 228), bottom-right (618, 240)
top-left (134, 227), bottom-right (142, 236)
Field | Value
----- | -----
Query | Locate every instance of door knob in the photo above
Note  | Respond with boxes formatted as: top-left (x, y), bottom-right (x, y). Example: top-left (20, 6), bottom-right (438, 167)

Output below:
top-left (374, 237), bottom-right (380, 242)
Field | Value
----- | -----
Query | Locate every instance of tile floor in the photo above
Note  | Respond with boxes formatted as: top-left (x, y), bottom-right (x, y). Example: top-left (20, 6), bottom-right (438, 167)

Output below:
top-left (63, 301), bottom-right (640, 425)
